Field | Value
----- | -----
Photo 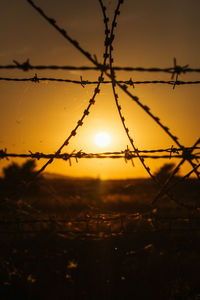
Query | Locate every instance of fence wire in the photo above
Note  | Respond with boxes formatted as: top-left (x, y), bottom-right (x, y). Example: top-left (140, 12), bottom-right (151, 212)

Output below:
top-left (1, 76), bottom-right (200, 86)
top-left (1, 147), bottom-right (200, 161)
top-left (1, 59), bottom-right (200, 74)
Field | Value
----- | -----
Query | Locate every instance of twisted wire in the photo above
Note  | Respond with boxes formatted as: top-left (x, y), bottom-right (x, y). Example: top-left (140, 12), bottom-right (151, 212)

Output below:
top-left (1, 61), bottom-right (200, 73)
top-left (1, 75), bottom-right (200, 86)
top-left (0, 148), bottom-right (200, 161)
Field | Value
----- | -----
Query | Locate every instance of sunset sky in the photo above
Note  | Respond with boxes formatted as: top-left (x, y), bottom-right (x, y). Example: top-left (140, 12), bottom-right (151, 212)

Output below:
top-left (0, 0), bottom-right (200, 179)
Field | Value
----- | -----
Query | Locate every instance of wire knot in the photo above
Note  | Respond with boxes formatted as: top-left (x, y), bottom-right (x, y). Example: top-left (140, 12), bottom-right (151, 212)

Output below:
top-left (171, 58), bottom-right (189, 89)
top-left (124, 146), bottom-right (134, 166)
top-left (80, 76), bottom-right (88, 88)
top-left (13, 59), bottom-right (31, 71)
top-left (127, 78), bottom-right (135, 88)
top-left (169, 145), bottom-right (179, 159)
top-left (32, 73), bottom-right (39, 83)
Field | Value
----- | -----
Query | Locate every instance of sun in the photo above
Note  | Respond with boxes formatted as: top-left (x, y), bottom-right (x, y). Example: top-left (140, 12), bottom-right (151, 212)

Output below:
top-left (94, 132), bottom-right (111, 148)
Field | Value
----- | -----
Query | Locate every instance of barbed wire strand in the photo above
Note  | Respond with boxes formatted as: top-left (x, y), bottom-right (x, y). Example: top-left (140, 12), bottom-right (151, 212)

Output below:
top-left (1, 60), bottom-right (200, 73)
top-left (108, 2), bottom-right (155, 178)
top-left (2, 145), bottom-right (199, 157)
top-left (0, 149), bottom-right (200, 161)
top-left (1, 76), bottom-right (200, 86)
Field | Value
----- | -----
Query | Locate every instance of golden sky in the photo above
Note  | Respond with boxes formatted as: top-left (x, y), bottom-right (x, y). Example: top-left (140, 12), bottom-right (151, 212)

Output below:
top-left (0, 0), bottom-right (200, 179)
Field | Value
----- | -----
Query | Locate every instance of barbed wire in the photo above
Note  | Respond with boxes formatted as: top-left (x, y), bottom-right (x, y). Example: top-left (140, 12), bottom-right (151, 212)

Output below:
top-left (20, 0), bottom-right (200, 194)
top-left (1, 75), bottom-right (200, 86)
top-left (32, 0), bottom-right (199, 186)
top-left (1, 59), bottom-right (200, 74)
top-left (107, 1), bottom-right (161, 191)
top-left (0, 0), bottom-right (199, 215)
top-left (1, 147), bottom-right (199, 162)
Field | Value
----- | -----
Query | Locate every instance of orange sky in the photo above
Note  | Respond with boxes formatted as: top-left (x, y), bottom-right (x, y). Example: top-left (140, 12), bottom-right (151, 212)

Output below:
top-left (0, 0), bottom-right (200, 179)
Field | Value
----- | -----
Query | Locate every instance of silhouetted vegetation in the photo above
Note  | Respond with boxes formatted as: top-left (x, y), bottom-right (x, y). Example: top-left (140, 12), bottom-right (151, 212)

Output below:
top-left (154, 163), bottom-right (177, 183)
top-left (0, 160), bottom-right (199, 214)
top-left (0, 160), bottom-right (42, 203)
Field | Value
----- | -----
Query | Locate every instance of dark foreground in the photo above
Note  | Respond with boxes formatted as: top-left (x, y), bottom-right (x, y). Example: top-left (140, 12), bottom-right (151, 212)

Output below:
top-left (0, 170), bottom-right (200, 299)
top-left (0, 228), bottom-right (200, 300)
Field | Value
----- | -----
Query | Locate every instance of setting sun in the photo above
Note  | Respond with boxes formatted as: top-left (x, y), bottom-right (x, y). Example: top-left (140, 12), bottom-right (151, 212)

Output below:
top-left (94, 132), bottom-right (111, 148)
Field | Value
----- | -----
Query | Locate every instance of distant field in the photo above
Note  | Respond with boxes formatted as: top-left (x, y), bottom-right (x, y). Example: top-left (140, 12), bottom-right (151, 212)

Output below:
top-left (21, 176), bottom-right (200, 213)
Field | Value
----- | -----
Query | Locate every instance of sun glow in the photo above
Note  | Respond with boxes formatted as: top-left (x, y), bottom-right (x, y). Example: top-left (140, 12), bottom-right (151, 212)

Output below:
top-left (94, 132), bottom-right (111, 148)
